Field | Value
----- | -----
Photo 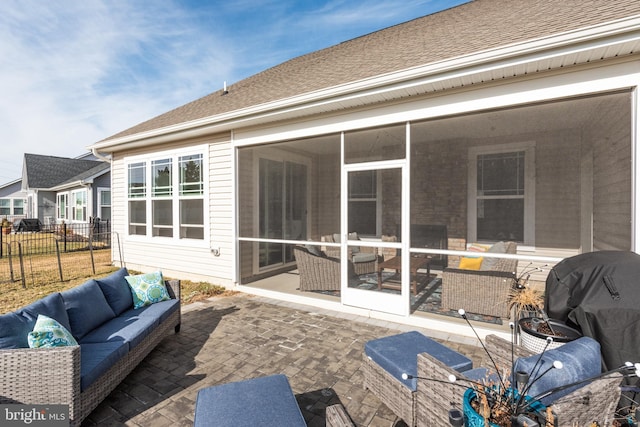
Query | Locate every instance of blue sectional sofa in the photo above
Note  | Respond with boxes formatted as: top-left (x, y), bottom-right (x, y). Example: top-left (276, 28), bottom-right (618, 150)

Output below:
top-left (0, 268), bottom-right (181, 427)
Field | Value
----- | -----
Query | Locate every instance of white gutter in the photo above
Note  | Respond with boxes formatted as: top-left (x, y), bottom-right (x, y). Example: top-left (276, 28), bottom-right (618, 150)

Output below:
top-left (90, 14), bottom-right (640, 152)
top-left (91, 147), bottom-right (112, 163)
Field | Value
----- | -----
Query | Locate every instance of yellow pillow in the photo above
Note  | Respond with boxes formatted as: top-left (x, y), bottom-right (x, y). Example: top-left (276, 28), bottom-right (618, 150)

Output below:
top-left (458, 256), bottom-right (484, 270)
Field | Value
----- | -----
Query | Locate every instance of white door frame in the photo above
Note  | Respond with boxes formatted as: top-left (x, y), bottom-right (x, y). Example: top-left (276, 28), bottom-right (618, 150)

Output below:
top-left (341, 157), bottom-right (410, 316)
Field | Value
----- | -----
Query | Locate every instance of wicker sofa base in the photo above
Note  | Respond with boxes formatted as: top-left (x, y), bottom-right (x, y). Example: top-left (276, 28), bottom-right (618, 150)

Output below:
top-left (76, 308), bottom-right (180, 426)
top-left (362, 353), bottom-right (416, 426)
top-left (0, 281), bottom-right (181, 427)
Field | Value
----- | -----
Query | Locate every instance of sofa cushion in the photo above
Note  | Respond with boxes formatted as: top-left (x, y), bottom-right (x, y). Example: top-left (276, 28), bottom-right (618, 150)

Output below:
top-left (480, 241), bottom-right (507, 271)
top-left (0, 292), bottom-right (70, 349)
top-left (512, 336), bottom-right (601, 405)
top-left (61, 279), bottom-right (116, 340)
top-left (96, 268), bottom-right (133, 315)
top-left (28, 314), bottom-right (78, 348)
top-left (80, 341), bottom-right (129, 391)
top-left (125, 271), bottom-right (170, 309)
top-left (131, 298), bottom-right (180, 324)
top-left (352, 252), bottom-right (377, 263)
top-left (365, 331), bottom-right (472, 391)
top-left (79, 314), bottom-right (159, 349)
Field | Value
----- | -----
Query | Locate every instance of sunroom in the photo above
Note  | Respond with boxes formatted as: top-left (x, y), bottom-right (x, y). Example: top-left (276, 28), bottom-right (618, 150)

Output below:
top-left (237, 89), bottom-right (632, 324)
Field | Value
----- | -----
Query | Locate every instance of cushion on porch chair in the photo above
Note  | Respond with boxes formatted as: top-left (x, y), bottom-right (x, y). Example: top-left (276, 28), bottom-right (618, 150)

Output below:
top-left (512, 336), bottom-right (602, 405)
top-left (365, 331), bottom-right (472, 391)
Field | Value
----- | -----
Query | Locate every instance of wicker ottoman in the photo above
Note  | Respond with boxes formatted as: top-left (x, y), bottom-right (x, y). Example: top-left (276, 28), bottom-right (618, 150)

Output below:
top-left (363, 331), bottom-right (472, 427)
top-left (193, 374), bottom-right (306, 427)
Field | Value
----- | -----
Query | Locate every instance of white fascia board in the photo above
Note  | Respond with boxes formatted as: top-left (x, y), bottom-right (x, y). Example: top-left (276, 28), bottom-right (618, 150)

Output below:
top-left (91, 15), bottom-right (640, 152)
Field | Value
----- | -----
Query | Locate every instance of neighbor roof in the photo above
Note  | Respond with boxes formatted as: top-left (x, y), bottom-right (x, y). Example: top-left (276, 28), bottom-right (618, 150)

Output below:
top-left (103, 0), bottom-right (640, 142)
top-left (23, 154), bottom-right (109, 189)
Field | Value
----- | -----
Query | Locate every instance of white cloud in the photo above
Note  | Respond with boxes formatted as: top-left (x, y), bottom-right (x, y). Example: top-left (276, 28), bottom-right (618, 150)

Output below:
top-left (0, 0), bottom-right (466, 183)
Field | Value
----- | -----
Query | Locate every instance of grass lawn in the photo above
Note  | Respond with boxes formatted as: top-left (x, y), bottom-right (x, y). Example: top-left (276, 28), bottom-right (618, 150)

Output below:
top-left (0, 249), bottom-right (232, 314)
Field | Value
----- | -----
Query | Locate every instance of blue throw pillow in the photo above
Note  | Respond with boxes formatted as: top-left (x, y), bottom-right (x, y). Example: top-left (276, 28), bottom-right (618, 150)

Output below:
top-left (61, 279), bottom-right (116, 340)
top-left (0, 292), bottom-right (70, 349)
top-left (96, 268), bottom-right (133, 315)
top-left (512, 336), bottom-right (601, 405)
top-left (125, 271), bottom-right (170, 309)
top-left (28, 314), bottom-right (78, 348)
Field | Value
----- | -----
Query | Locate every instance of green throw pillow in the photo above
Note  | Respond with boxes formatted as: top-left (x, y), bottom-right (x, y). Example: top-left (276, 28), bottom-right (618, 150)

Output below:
top-left (125, 271), bottom-right (170, 309)
top-left (28, 314), bottom-right (78, 348)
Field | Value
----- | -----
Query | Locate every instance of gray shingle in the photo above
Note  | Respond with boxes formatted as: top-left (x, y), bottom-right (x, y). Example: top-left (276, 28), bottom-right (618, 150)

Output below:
top-left (24, 154), bottom-right (108, 189)
top-left (104, 0), bottom-right (640, 141)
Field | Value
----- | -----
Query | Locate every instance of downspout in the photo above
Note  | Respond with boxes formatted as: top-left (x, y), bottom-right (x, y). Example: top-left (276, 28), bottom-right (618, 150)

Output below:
top-left (91, 147), bottom-right (112, 164)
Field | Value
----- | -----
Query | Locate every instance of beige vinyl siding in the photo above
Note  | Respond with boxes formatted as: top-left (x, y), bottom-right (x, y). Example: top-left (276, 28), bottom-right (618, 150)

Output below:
top-left (590, 105), bottom-right (632, 251)
top-left (109, 134), bottom-right (235, 286)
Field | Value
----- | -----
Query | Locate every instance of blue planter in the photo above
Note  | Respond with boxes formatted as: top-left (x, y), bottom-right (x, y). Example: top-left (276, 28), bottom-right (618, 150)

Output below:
top-left (462, 388), bottom-right (547, 427)
top-left (462, 388), bottom-right (500, 427)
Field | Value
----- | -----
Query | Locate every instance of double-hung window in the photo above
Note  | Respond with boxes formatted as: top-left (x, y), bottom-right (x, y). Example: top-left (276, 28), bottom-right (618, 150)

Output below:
top-left (127, 150), bottom-right (205, 240)
top-left (57, 194), bottom-right (68, 220)
top-left (348, 170), bottom-right (379, 236)
top-left (469, 143), bottom-right (535, 244)
top-left (71, 190), bottom-right (87, 222)
top-left (0, 199), bottom-right (9, 216)
top-left (98, 189), bottom-right (111, 221)
top-left (13, 199), bottom-right (24, 216)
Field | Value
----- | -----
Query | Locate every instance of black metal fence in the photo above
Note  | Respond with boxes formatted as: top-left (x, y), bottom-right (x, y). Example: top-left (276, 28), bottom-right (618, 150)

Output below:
top-left (0, 221), bottom-right (114, 290)
top-left (0, 220), bottom-right (111, 258)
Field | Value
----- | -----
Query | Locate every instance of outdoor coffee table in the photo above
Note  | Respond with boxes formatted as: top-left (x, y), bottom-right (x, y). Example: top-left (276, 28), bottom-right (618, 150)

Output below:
top-left (377, 255), bottom-right (431, 295)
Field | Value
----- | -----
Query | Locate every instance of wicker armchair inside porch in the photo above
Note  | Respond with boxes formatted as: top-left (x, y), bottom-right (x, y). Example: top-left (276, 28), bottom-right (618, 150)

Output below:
top-left (440, 241), bottom-right (518, 318)
top-left (293, 246), bottom-right (356, 291)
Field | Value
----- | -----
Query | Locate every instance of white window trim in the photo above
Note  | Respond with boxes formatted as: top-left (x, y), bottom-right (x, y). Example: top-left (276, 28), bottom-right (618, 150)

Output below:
top-left (467, 141), bottom-right (536, 246)
top-left (56, 193), bottom-right (69, 221)
top-left (124, 145), bottom-right (209, 246)
top-left (347, 170), bottom-right (382, 238)
top-left (70, 189), bottom-right (88, 223)
top-left (0, 197), bottom-right (27, 216)
top-left (97, 187), bottom-right (111, 221)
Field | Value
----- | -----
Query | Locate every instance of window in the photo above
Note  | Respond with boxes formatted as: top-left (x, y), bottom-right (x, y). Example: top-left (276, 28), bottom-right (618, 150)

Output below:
top-left (126, 151), bottom-right (205, 240)
top-left (57, 193), bottom-right (68, 220)
top-left (128, 162), bottom-right (147, 235)
top-left (98, 189), bottom-right (111, 221)
top-left (0, 198), bottom-right (26, 216)
top-left (13, 199), bottom-right (24, 216)
top-left (0, 199), bottom-right (9, 216)
top-left (179, 154), bottom-right (204, 239)
top-left (152, 159), bottom-right (173, 237)
top-left (469, 144), bottom-right (534, 244)
top-left (348, 170), bottom-right (378, 236)
top-left (71, 190), bottom-right (87, 222)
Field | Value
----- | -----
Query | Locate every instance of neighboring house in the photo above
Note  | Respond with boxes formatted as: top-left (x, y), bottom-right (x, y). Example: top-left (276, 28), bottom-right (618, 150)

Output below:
top-left (0, 179), bottom-right (27, 223)
top-left (21, 153), bottom-right (111, 226)
top-left (90, 0), bottom-right (640, 334)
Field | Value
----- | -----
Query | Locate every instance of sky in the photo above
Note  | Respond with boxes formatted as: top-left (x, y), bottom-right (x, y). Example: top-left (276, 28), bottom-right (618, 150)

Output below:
top-left (0, 0), bottom-right (467, 183)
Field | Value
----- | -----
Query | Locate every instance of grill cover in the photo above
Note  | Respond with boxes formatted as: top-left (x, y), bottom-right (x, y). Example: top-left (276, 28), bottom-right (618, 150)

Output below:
top-left (545, 251), bottom-right (640, 371)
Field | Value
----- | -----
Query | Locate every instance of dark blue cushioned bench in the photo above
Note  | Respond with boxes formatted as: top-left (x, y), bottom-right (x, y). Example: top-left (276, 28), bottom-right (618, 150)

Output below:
top-left (193, 374), bottom-right (306, 427)
top-left (364, 331), bottom-right (472, 391)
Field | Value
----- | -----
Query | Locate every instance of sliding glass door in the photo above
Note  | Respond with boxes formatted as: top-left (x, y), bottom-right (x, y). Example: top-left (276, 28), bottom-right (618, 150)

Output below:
top-left (258, 158), bottom-right (308, 270)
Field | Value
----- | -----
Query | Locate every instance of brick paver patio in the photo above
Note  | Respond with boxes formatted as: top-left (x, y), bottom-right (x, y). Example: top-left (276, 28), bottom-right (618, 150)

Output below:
top-left (83, 294), bottom-right (488, 426)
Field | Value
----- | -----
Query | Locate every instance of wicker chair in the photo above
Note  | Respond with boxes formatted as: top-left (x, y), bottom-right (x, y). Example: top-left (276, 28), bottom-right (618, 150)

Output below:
top-left (293, 246), bottom-right (356, 291)
top-left (414, 335), bottom-right (622, 427)
top-left (322, 233), bottom-right (381, 275)
top-left (440, 241), bottom-right (518, 318)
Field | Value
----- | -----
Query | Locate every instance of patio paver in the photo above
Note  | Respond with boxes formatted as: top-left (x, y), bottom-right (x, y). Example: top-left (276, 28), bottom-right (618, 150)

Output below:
top-left (82, 294), bottom-right (488, 427)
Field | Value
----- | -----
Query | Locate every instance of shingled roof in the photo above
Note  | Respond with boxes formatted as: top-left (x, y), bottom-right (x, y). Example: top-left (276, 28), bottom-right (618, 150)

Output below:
top-left (104, 0), bottom-right (640, 141)
top-left (23, 154), bottom-right (109, 189)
